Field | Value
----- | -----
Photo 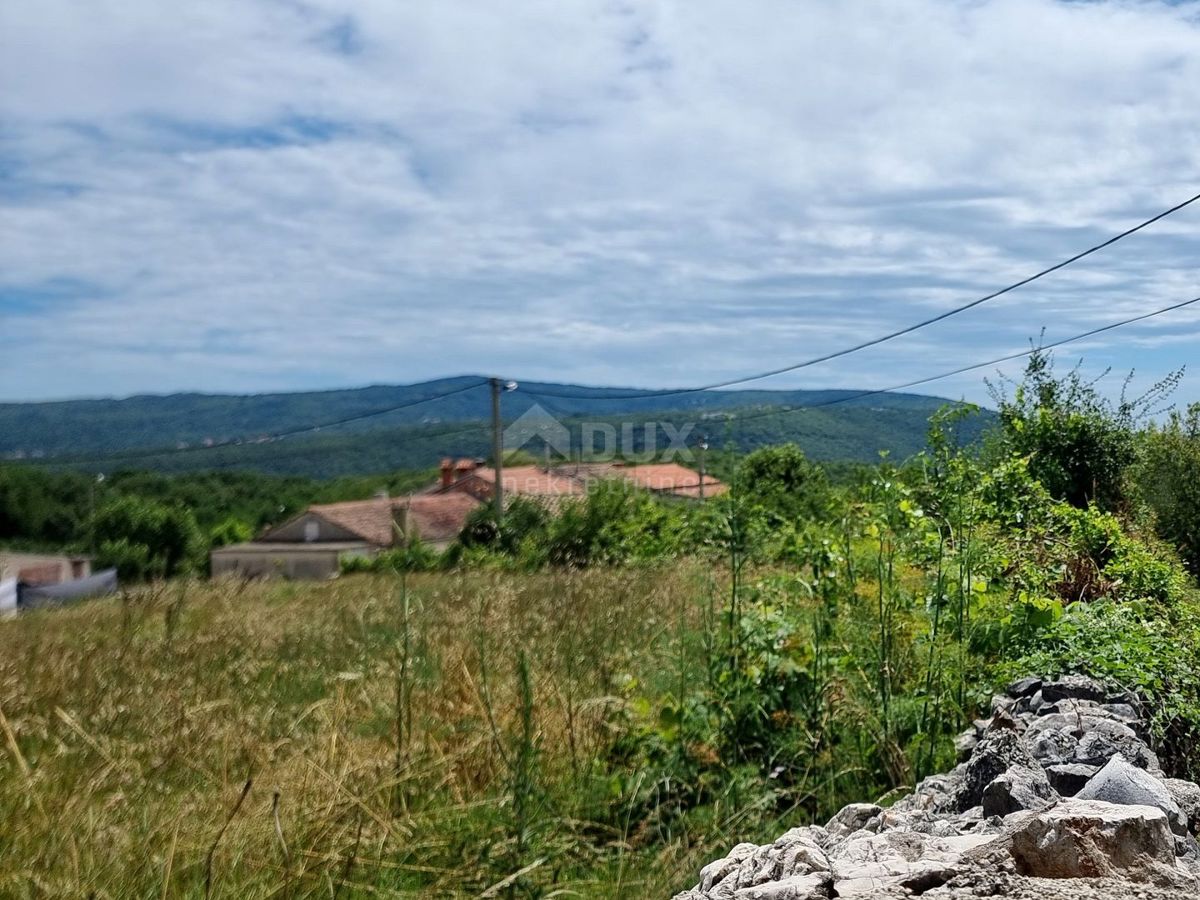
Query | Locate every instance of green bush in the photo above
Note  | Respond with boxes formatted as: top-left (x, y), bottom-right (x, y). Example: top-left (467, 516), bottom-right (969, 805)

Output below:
top-left (988, 349), bottom-right (1180, 510)
top-left (93, 495), bottom-right (203, 580)
top-left (733, 444), bottom-right (831, 523)
top-left (1132, 403), bottom-right (1200, 575)
top-left (339, 540), bottom-right (441, 575)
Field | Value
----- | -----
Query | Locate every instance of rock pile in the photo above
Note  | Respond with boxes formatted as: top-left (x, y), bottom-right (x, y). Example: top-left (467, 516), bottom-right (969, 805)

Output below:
top-left (672, 675), bottom-right (1200, 899)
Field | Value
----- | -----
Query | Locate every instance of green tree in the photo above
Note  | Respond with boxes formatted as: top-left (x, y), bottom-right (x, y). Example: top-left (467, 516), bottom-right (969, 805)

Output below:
top-left (93, 496), bottom-right (204, 580)
top-left (732, 444), bottom-right (831, 522)
top-left (988, 349), bottom-right (1180, 510)
top-left (1133, 403), bottom-right (1200, 575)
top-left (210, 516), bottom-right (253, 548)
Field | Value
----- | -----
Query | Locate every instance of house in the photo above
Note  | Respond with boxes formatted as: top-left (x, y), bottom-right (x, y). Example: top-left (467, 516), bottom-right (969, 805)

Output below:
top-left (0, 551), bottom-right (92, 586)
top-left (434, 458), bottom-right (726, 503)
top-left (210, 492), bottom-right (481, 579)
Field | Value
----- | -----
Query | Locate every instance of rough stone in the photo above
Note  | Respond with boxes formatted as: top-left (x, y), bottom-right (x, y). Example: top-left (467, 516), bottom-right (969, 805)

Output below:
top-left (699, 844), bottom-right (759, 891)
top-left (824, 804), bottom-right (881, 839)
top-left (1009, 799), bottom-right (1175, 879)
top-left (1046, 763), bottom-right (1100, 797)
top-left (981, 765), bottom-right (1056, 817)
top-left (675, 676), bottom-right (1200, 900)
top-left (1026, 726), bottom-right (1078, 766)
top-left (1077, 755), bottom-right (1185, 834)
top-left (1074, 727), bottom-right (1158, 770)
top-left (731, 872), bottom-right (830, 900)
top-left (991, 694), bottom-right (1016, 715)
top-left (1165, 778), bottom-right (1200, 834)
top-left (830, 831), bottom-right (998, 896)
top-left (1007, 676), bottom-right (1043, 698)
top-left (953, 730), bottom-right (978, 762)
top-left (955, 728), bottom-right (1040, 812)
top-left (1041, 675), bottom-right (1110, 704)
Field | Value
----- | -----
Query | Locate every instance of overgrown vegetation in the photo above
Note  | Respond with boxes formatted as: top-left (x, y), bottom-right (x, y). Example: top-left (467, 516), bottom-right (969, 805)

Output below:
top-left (1, 354), bottom-right (1199, 897)
top-left (0, 466), bottom-right (434, 566)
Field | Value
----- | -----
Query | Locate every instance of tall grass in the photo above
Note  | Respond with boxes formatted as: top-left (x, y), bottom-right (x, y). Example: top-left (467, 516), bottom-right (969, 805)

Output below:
top-left (0, 567), bottom-right (725, 898)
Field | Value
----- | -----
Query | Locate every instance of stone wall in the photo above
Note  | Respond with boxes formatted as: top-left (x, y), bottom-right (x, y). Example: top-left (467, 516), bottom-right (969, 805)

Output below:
top-left (673, 675), bottom-right (1200, 899)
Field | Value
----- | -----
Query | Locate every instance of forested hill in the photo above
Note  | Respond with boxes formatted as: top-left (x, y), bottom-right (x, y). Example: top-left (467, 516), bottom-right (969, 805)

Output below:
top-left (1, 377), bottom-right (994, 477)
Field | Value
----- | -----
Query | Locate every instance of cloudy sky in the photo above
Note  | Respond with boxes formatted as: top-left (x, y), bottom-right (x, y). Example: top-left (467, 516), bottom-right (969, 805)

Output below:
top-left (2, 0), bottom-right (1198, 407)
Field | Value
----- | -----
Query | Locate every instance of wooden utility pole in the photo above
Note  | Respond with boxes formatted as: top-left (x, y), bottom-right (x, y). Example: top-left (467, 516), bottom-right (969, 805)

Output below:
top-left (489, 378), bottom-right (518, 520)
top-left (698, 436), bottom-right (709, 500)
top-left (490, 377), bottom-right (505, 520)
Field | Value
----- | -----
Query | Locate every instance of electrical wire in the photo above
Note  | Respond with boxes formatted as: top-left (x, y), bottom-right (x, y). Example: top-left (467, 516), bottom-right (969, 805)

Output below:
top-left (528, 190), bottom-right (1200, 401)
top-left (517, 294), bottom-right (1199, 430)
top-left (717, 293), bottom-right (1200, 427)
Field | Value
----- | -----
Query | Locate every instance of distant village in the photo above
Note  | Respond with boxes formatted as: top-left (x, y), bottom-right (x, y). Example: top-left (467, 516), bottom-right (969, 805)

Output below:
top-left (211, 457), bottom-right (725, 579)
top-left (1, 457), bottom-right (724, 613)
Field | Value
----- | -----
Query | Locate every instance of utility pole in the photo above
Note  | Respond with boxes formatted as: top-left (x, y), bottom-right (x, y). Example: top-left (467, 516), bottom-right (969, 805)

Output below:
top-left (698, 436), bottom-right (709, 500)
top-left (90, 472), bottom-right (105, 555)
top-left (490, 378), bottom-right (517, 521)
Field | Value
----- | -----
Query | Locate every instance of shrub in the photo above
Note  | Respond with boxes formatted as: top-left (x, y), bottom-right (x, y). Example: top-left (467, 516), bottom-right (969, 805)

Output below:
top-left (733, 444), bottom-right (831, 523)
top-left (1132, 403), bottom-right (1200, 575)
top-left (93, 495), bottom-right (203, 580)
top-left (988, 349), bottom-right (1180, 510)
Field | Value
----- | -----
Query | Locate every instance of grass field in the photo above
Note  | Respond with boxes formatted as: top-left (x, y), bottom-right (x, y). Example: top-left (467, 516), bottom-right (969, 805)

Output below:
top-left (1, 566), bottom-right (773, 898)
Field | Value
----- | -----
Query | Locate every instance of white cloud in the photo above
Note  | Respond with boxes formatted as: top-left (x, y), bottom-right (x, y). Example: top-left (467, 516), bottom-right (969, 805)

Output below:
top-left (1, 0), bottom-right (1198, 405)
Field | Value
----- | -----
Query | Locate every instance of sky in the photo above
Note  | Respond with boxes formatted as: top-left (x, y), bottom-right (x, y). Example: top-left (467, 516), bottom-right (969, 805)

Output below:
top-left (2, 0), bottom-right (1198, 408)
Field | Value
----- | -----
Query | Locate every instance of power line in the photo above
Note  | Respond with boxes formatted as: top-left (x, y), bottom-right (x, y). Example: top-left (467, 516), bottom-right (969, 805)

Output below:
top-left (519, 293), bottom-right (1198, 429)
top-left (530, 189), bottom-right (1200, 402)
top-left (719, 293), bottom-right (1200, 428)
top-left (26, 378), bottom-right (490, 468)
top-left (222, 288), bottom-right (1198, 473)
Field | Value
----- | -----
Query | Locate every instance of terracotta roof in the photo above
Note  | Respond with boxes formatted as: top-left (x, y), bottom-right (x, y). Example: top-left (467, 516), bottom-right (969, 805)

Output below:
top-left (461, 466), bottom-right (588, 497)
top-left (403, 493), bottom-right (481, 543)
top-left (306, 493), bottom-right (482, 547)
top-left (438, 461), bottom-right (724, 501)
top-left (308, 498), bottom-right (398, 547)
top-left (609, 462), bottom-right (728, 498)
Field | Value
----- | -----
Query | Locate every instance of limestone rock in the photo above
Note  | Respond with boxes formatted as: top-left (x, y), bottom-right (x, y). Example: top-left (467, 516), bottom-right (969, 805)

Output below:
top-left (675, 675), bottom-right (1200, 899)
top-left (1009, 799), bottom-right (1175, 878)
top-left (699, 844), bottom-right (759, 892)
top-left (1165, 778), bottom-right (1200, 834)
top-left (1074, 726), bottom-right (1158, 770)
top-left (1027, 726), bottom-right (1078, 766)
top-left (1007, 676), bottom-right (1043, 698)
top-left (824, 803), bottom-right (881, 838)
top-left (954, 730), bottom-right (978, 762)
top-left (731, 872), bottom-right (830, 899)
top-left (955, 728), bottom-right (1040, 812)
top-left (1077, 754), bottom-right (1184, 834)
top-left (1041, 675), bottom-right (1109, 704)
top-left (981, 765), bottom-right (1056, 817)
top-left (830, 831), bottom-right (998, 896)
top-left (1046, 762), bottom-right (1099, 797)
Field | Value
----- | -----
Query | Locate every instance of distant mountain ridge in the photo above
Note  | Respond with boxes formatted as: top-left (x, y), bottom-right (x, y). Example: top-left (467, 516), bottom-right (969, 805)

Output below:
top-left (0, 376), bottom-right (994, 476)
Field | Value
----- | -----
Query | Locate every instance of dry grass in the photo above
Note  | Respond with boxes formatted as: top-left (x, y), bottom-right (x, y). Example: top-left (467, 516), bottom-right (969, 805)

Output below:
top-left (0, 565), bottom-right (736, 898)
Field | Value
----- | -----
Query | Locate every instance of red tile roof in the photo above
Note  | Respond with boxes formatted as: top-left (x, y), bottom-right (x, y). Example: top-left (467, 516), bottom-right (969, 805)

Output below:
top-left (403, 493), bottom-right (481, 544)
top-left (308, 493), bottom-right (481, 547)
top-left (608, 462), bottom-right (728, 498)
top-left (462, 465), bottom-right (588, 497)
top-left (437, 460), bottom-right (724, 501)
top-left (307, 498), bottom-right (397, 547)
